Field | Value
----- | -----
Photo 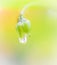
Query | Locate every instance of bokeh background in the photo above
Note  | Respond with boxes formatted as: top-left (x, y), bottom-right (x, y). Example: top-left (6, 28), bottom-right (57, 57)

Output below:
top-left (0, 0), bottom-right (57, 65)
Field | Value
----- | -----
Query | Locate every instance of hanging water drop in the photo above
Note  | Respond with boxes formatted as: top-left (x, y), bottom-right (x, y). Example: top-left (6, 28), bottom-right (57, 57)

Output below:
top-left (18, 34), bottom-right (27, 44)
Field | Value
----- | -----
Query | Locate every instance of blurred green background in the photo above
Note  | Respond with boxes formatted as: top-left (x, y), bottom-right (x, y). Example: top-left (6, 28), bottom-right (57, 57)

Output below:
top-left (0, 0), bottom-right (57, 60)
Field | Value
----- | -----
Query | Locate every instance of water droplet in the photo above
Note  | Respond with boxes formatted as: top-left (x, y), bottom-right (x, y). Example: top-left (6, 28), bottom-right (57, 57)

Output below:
top-left (18, 34), bottom-right (27, 44)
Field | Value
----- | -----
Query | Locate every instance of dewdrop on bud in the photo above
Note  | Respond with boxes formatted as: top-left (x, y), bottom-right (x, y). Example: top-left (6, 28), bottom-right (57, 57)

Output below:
top-left (16, 15), bottom-right (31, 44)
top-left (18, 34), bottom-right (27, 44)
